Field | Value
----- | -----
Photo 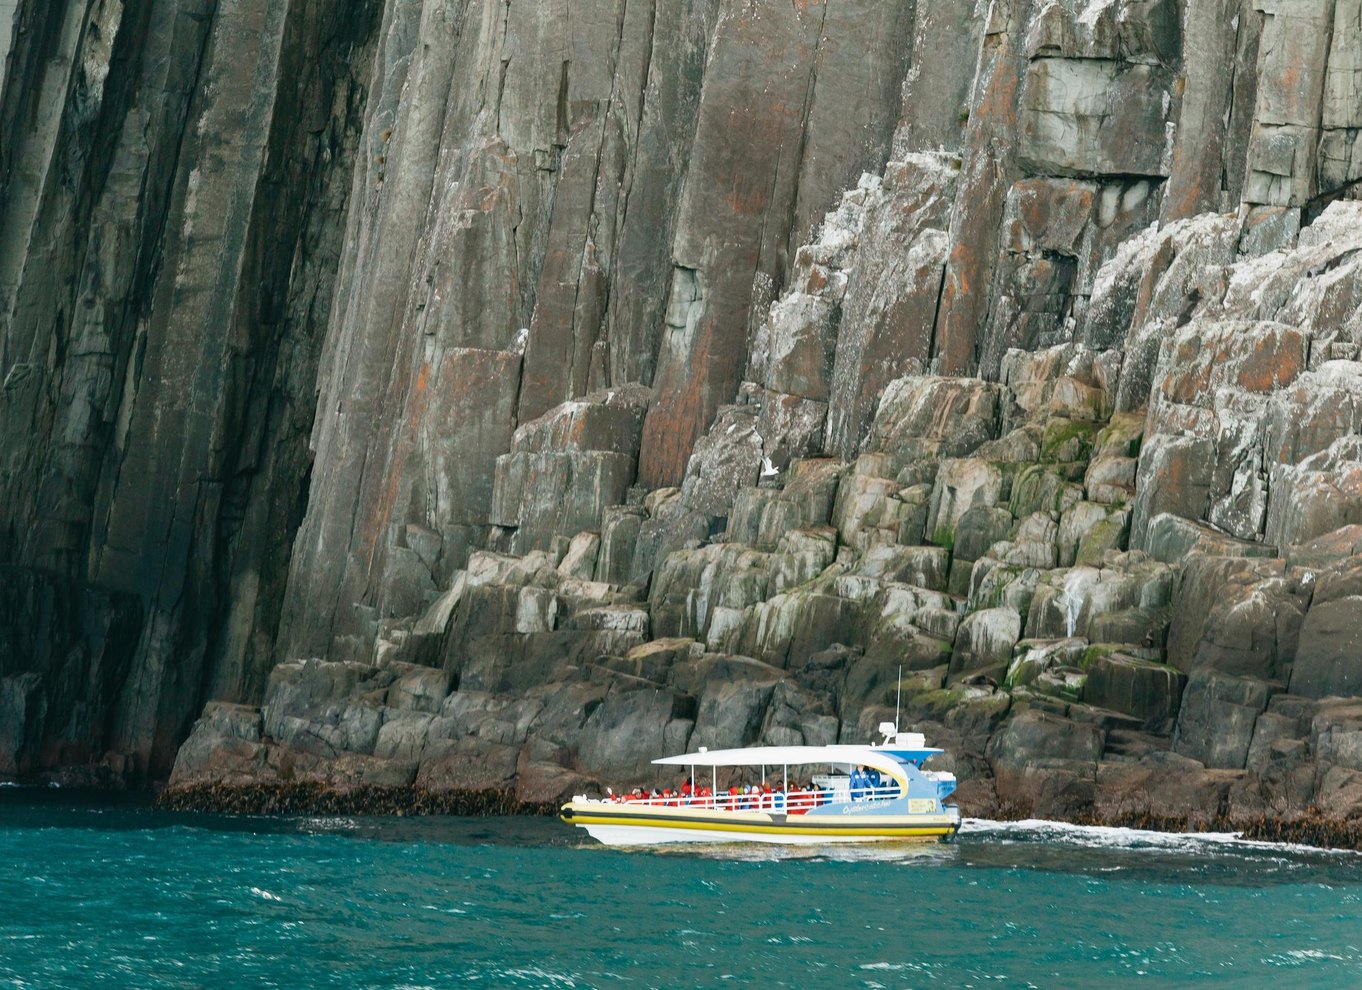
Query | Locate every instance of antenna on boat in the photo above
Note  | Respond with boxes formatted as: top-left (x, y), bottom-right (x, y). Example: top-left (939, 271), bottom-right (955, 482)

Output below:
top-left (895, 663), bottom-right (902, 735)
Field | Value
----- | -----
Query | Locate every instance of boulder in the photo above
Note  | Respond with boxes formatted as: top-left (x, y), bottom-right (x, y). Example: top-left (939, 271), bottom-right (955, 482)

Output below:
top-left (737, 591), bottom-right (863, 669)
top-left (167, 703), bottom-right (267, 786)
top-left (1082, 653), bottom-right (1186, 734)
top-left (575, 688), bottom-right (689, 780)
top-left (1265, 436), bottom-right (1362, 547)
top-left (374, 713), bottom-right (436, 762)
top-left (1074, 508), bottom-right (1131, 566)
top-left (1093, 756), bottom-right (1260, 828)
top-left (770, 527), bottom-right (838, 593)
top-left (491, 450), bottom-right (637, 554)
top-left (1018, 58), bottom-right (1174, 177)
top-left (989, 709), bottom-right (1103, 818)
top-left (1165, 556), bottom-right (1305, 681)
top-left (853, 544), bottom-right (950, 592)
top-left (1130, 434), bottom-right (1215, 549)
top-left (690, 672), bottom-right (782, 752)
top-left (953, 505), bottom-right (1016, 563)
top-left (596, 507), bottom-right (644, 585)
top-left (649, 543), bottom-right (772, 641)
top-left (1084, 456), bottom-right (1137, 505)
top-left (950, 607), bottom-right (1022, 680)
top-left (1173, 670), bottom-right (1281, 769)
top-left (1142, 513), bottom-right (1278, 566)
top-left (417, 738), bottom-right (519, 792)
top-left (928, 459), bottom-right (1005, 550)
top-left (262, 660), bottom-right (379, 740)
top-left (1001, 345), bottom-right (1118, 426)
top-left (759, 680), bottom-right (839, 748)
top-left (867, 376), bottom-right (1003, 469)
top-left (1005, 639), bottom-right (1088, 693)
top-left (558, 532), bottom-right (602, 580)
top-left (990, 709), bottom-right (1104, 771)
top-left (1290, 557), bottom-right (1362, 698)
top-left (1009, 464), bottom-right (1082, 519)
top-left (386, 665), bottom-right (451, 714)
top-left (966, 560), bottom-right (1042, 616)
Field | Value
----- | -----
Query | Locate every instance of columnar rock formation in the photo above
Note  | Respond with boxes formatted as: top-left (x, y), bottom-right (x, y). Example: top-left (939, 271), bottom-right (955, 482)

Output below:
top-left (4, 0), bottom-right (1362, 825)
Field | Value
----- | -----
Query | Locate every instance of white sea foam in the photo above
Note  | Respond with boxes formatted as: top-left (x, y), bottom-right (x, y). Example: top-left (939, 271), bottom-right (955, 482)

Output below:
top-left (1283, 949), bottom-right (1348, 961)
top-left (299, 816), bottom-right (361, 831)
top-left (495, 966), bottom-right (580, 987)
top-left (960, 818), bottom-right (1362, 857)
top-left (1260, 948), bottom-right (1359, 968)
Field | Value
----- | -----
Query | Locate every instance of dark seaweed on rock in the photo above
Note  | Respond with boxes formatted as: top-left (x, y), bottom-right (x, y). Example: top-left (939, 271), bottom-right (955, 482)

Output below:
top-left (154, 783), bottom-right (556, 818)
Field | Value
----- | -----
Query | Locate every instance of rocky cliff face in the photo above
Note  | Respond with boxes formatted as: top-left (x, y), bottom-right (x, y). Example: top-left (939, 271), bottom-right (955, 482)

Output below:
top-left (4, 0), bottom-right (1362, 826)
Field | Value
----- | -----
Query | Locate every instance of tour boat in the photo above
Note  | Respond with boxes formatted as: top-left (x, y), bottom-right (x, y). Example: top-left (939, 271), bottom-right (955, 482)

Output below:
top-left (560, 725), bottom-right (960, 846)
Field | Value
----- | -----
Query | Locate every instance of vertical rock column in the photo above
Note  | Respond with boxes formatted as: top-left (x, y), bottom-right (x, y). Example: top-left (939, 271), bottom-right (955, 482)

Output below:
top-left (932, 0), bottom-right (1039, 378)
top-left (0, 2), bottom-right (18, 107)
top-left (638, 0), bottom-right (915, 486)
top-left (280, 0), bottom-right (660, 661)
top-left (0, 0), bottom-right (383, 777)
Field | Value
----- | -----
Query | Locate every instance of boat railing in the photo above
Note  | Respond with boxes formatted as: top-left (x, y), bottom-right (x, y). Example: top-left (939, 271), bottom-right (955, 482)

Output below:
top-left (589, 785), bottom-right (904, 812)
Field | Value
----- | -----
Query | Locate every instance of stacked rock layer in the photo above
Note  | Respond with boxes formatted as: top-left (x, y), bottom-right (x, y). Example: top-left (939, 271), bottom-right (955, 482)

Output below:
top-left (3, 0), bottom-right (1362, 826)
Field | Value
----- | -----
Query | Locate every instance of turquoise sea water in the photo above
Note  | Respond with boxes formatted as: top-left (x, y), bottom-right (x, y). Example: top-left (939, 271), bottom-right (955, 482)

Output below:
top-left (3, 792), bottom-right (1362, 988)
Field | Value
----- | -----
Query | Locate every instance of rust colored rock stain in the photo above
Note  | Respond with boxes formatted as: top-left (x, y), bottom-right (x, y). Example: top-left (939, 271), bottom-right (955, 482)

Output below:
top-left (1234, 330), bottom-right (1304, 393)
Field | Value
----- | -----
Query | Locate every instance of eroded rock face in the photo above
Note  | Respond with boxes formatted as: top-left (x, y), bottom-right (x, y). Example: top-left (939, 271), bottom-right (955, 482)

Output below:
top-left (6, 0), bottom-right (1362, 831)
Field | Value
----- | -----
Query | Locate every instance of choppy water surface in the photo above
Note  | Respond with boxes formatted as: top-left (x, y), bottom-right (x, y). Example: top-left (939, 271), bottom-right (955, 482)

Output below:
top-left (3, 793), bottom-right (1362, 988)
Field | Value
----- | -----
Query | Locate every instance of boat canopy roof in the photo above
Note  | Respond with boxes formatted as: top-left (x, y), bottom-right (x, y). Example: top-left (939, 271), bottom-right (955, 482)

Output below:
top-left (653, 744), bottom-right (940, 786)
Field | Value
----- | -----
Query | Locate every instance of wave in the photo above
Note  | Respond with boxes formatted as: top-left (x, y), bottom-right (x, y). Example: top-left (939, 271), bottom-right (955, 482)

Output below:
top-left (959, 817), bottom-right (1362, 857)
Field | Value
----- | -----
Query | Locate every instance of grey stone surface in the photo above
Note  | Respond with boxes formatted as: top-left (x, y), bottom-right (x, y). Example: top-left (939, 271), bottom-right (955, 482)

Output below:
top-left (6, 0), bottom-right (1362, 833)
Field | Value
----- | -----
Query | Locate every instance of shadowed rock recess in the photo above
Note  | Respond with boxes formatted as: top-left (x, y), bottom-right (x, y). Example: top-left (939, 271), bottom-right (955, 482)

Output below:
top-left (3, 1), bottom-right (1362, 835)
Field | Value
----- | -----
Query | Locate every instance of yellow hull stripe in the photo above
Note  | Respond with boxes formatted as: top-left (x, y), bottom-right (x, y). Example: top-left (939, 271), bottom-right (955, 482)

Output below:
top-left (564, 813), bottom-right (955, 838)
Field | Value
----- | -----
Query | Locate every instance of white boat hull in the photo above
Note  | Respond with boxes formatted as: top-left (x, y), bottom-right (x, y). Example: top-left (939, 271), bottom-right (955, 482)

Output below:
top-left (561, 801), bottom-right (960, 847)
top-left (578, 823), bottom-right (915, 846)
